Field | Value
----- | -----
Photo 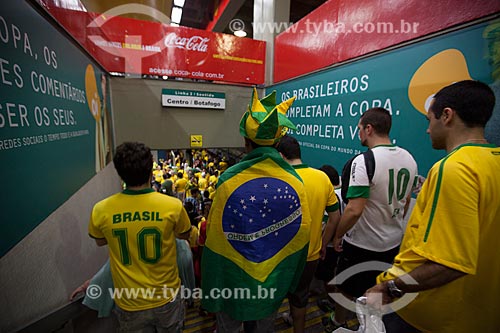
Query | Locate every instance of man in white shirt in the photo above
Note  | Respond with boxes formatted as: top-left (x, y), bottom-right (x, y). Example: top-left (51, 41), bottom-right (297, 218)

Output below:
top-left (322, 107), bottom-right (418, 330)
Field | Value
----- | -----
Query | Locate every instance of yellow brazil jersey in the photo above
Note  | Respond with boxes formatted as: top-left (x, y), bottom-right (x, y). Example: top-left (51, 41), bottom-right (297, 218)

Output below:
top-left (153, 169), bottom-right (163, 183)
top-left (377, 144), bottom-right (500, 332)
top-left (209, 174), bottom-right (218, 186)
top-left (89, 188), bottom-right (191, 311)
top-left (294, 165), bottom-right (339, 261)
top-left (219, 161), bottom-right (228, 171)
top-left (188, 225), bottom-right (199, 248)
top-left (198, 177), bottom-right (208, 191)
top-left (174, 177), bottom-right (188, 193)
top-left (208, 186), bottom-right (216, 200)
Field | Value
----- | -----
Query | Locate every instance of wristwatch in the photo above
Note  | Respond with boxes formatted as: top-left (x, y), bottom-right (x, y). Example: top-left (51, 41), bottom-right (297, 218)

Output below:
top-left (387, 280), bottom-right (404, 298)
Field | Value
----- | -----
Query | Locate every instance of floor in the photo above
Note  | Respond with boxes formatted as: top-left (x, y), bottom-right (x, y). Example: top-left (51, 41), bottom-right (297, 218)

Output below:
top-left (182, 296), bottom-right (331, 333)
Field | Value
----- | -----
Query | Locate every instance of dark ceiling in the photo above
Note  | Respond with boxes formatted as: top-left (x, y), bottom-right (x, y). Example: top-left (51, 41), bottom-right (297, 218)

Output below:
top-left (180, 0), bottom-right (216, 29)
top-left (181, 0), bottom-right (328, 36)
top-left (79, 0), bottom-right (327, 37)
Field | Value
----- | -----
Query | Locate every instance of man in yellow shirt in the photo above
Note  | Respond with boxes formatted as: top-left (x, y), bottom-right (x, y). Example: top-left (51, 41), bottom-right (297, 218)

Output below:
top-left (174, 171), bottom-right (188, 201)
top-left (89, 142), bottom-right (192, 331)
top-left (153, 164), bottom-right (163, 184)
top-left (366, 80), bottom-right (500, 332)
top-left (197, 172), bottom-right (208, 193)
top-left (278, 134), bottom-right (340, 333)
top-left (208, 170), bottom-right (219, 187)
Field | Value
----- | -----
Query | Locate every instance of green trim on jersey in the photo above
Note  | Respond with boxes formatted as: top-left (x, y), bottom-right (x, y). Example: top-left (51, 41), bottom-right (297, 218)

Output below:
top-left (179, 225), bottom-right (193, 235)
top-left (122, 188), bottom-right (155, 195)
top-left (424, 156), bottom-right (448, 242)
top-left (422, 143), bottom-right (496, 242)
top-left (326, 202), bottom-right (340, 212)
top-left (451, 143), bottom-right (496, 152)
top-left (347, 185), bottom-right (370, 199)
top-left (293, 164), bottom-right (309, 169)
top-left (372, 144), bottom-right (396, 149)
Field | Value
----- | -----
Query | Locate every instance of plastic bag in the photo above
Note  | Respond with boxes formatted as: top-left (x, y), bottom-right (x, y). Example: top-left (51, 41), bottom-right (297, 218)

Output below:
top-left (333, 297), bottom-right (386, 333)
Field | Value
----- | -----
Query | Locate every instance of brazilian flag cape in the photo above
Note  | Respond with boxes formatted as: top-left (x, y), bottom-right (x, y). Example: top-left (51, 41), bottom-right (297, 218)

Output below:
top-left (201, 147), bottom-right (311, 320)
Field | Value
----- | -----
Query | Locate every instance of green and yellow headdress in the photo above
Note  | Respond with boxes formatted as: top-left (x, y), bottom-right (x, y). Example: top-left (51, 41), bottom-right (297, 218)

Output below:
top-left (239, 88), bottom-right (297, 146)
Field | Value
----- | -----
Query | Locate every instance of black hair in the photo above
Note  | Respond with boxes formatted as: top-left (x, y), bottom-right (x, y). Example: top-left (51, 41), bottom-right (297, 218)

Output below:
top-left (184, 201), bottom-right (195, 214)
top-left (430, 80), bottom-right (495, 128)
top-left (246, 137), bottom-right (276, 149)
top-left (319, 165), bottom-right (340, 186)
top-left (359, 107), bottom-right (392, 135)
top-left (183, 201), bottom-right (200, 226)
top-left (113, 142), bottom-right (153, 186)
top-left (276, 134), bottom-right (301, 160)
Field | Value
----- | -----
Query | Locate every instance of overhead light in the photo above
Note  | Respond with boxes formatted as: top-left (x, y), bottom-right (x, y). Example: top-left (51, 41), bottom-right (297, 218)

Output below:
top-left (234, 30), bottom-right (247, 37)
top-left (162, 76), bottom-right (169, 80)
top-left (171, 6), bottom-right (183, 24)
top-left (174, 0), bottom-right (185, 7)
top-left (54, 0), bottom-right (87, 11)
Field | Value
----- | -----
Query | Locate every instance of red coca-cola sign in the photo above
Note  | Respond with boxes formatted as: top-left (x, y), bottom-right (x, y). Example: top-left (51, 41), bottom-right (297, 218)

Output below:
top-left (164, 33), bottom-right (210, 52)
top-left (42, 5), bottom-right (265, 84)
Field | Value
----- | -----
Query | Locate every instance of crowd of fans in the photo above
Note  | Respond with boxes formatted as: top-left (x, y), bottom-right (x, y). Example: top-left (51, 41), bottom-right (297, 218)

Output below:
top-left (73, 81), bottom-right (499, 333)
top-left (150, 149), bottom-right (236, 316)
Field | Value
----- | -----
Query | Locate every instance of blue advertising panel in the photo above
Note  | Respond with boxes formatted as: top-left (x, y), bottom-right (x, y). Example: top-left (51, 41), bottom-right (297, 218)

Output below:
top-left (0, 1), bottom-right (113, 256)
top-left (271, 19), bottom-right (500, 175)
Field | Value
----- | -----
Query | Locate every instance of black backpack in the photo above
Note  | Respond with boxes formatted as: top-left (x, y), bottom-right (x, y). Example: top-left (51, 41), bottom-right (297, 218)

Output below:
top-left (341, 150), bottom-right (375, 204)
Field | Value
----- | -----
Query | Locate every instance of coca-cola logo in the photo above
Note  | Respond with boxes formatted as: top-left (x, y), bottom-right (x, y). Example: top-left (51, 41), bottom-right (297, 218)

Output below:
top-left (164, 33), bottom-right (209, 52)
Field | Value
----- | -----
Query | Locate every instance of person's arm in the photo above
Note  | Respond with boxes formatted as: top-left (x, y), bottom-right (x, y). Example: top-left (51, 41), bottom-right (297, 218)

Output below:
top-left (175, 203), bottom-right (193, 240)
top-left (403, 192), bottom-right (412, 219)
top-left (70, 279), bottom-right (91, 300)
top-left (403, 173), bottom-right (421, 218)
top-left (366, 260), bottom-right (466, 305)
top-left (94, 238), bottom-right (107, 246)
top-left (320, 209), bottom-right (340, 259)
top-left (176, 227), bottom-right (192, 240)
top-left (395, 260), bottom-right (466, 292)
top-left (333, 197), bottom-right (367, 251)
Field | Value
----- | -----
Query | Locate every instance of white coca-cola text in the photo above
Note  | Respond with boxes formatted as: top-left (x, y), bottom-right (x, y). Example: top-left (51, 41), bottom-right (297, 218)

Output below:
top-left (164, 33), bottom-right (209, 52)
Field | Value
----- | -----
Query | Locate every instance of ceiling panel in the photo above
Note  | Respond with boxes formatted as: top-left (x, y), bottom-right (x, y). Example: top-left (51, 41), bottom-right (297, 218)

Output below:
top-left (80, 0), bottom-right (173, 21)
top-left (78, 0), bottom-right (327, 36)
